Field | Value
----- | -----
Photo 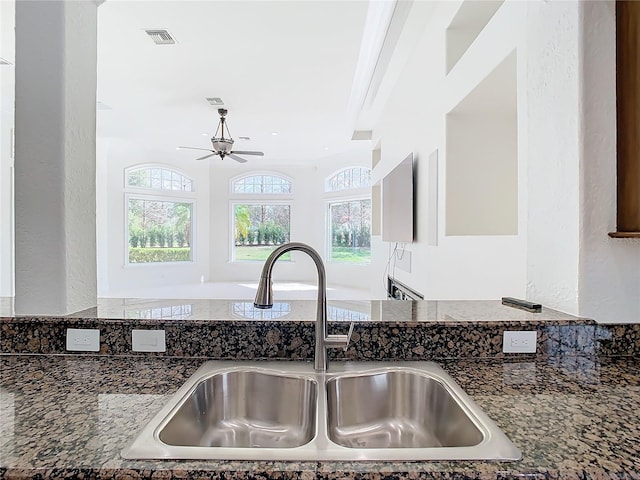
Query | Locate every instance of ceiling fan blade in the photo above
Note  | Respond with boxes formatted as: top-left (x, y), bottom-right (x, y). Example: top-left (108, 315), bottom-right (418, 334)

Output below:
top-left (178, 146), bottom-right (215, 152)
top-left (195, 153), bottom-right (218, 161)
top-left (228, 154), bottom-right (248, 163)
top-left (231, 150), bottom-right (264, 156)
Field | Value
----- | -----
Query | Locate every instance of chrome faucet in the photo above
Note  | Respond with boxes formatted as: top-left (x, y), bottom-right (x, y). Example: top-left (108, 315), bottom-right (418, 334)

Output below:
top-left (254, 242), bottom-right (353, 372)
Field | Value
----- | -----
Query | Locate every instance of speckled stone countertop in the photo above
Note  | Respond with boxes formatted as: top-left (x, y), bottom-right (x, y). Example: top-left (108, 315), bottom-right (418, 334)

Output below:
top-left (1, 298), bottom-right (589, 323)
top-left (2, 354), bottom-right (640, 479)
top-left (4, 299), bottom-right (640, 361)
top-left (75, 298), bottom-right (592, 323)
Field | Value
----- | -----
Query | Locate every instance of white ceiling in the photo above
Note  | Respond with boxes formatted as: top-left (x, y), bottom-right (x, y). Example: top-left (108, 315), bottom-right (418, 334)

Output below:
top-left (96, 0), bottom-right (378, 165)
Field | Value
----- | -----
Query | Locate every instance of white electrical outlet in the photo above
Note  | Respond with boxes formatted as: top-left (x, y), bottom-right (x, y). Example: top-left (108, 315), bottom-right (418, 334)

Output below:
top-left (132, 329), bottom-right (166, 352)
top-left (66, 328), bottom-right (100, 352)
top-left (503, 331), bottom-right (537, 353)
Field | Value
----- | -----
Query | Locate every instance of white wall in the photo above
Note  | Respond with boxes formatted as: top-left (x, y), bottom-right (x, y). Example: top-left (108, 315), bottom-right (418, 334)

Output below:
top-left (371, 0), bottom-right (527, 300)
top-left (320, 151), bottom-right (375, 291)
top-left (14, 0), bottom-right (98, 315)
top-left (98, 146), bottom-right (374, 295)
top-left (579, 1), bottom-right (640, 323)
top-left (445, 0), bottom-right (504, 74)
top-left (525, 0), bottom-right (582, 314)
top-left (370, 0), bottom-right (638, 322)
top-left (12, 0), bottom-right (637, 319)
top-left (0, 0), bottom-right (15, 297)
top-left (526, 0), bottom-right (640, 323)
top-left (98, 140), bottom-right (211, 296)
top-left (207, 150), bottom-right (374, 290)
top-left (208, 163), bottom-right (323, 285)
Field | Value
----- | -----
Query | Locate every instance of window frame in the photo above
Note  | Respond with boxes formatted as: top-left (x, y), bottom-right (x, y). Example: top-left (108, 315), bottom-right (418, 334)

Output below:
top-left (125, 164), bottom-right (195, 193)
top-left (326, 194), bottom-right (372, 265)
top-left (324, 166), bottom-right (372, 193)
top-left (324, 166), bottom-right (372, 265)
top-left (124, 164), bottom-right (197, 267)
top-left (230, 172), bottom-right (293, 196)
top-left (229, 200), bottom-right (293, 262)
top-left (229, 172), bottom-right (294, 263)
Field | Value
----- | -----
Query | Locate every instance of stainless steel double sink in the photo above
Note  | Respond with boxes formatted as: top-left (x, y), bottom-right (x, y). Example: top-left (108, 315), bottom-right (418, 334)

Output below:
top-left (121, 361), bottom-right (521, 461)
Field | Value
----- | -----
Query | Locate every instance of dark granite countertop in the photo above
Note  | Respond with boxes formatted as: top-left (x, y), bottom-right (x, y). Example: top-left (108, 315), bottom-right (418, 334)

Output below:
top-left (2, 299), bottom-right (592, 324)
top-left (1, 354), bottom-right (640, 479)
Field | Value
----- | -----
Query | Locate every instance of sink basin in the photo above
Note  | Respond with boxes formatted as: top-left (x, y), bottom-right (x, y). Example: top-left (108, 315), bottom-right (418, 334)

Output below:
top-left (121, 361), bottom-right (521, 461)
top-left (326, 370), bottom-right (483, 449)
top-left (159, 370), bottom-right (317, 448)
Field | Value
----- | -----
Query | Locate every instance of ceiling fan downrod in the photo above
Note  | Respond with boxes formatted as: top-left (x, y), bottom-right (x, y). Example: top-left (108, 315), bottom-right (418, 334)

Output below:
top-left (212, 108), bottom-right (233, 155)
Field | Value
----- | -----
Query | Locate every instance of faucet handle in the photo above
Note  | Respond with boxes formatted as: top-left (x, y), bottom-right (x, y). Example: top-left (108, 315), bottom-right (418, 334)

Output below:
top-left (324, 322), bottom-right (355, 351)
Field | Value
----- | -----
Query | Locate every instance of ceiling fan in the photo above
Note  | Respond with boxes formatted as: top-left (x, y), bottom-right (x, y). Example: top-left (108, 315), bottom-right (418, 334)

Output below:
top-left (179, 108), bottom-right (264, 163)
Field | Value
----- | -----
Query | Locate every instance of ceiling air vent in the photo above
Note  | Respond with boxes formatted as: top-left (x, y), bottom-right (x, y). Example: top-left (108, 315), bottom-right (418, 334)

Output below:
top-left (206, 97), bottom-right (224, 106)
top-left (145, 29), bottom-right (176, 45)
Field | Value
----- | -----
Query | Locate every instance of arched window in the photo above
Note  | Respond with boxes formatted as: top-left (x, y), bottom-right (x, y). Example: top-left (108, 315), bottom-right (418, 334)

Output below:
top-left (325, 167), bottom-right (372, 264)
top-left (127, 166), bottom-right (194, 192)
top-left (233, 174), bottom-right (291, 194)
top-left (231, 173), bottom-right (292, 262)
top-left (125, 165), bottom-right (195, 264)
top-left (325, 167), bottom-right (371, 192)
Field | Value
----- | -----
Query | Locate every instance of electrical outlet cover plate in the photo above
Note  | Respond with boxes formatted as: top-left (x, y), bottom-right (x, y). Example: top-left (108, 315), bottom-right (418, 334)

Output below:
top-left (132, 329), bottom-right (166, 352)
top-left (66, 328), bottom-right (100, 352)
top-left (502, 331), bottom-right (537, 353)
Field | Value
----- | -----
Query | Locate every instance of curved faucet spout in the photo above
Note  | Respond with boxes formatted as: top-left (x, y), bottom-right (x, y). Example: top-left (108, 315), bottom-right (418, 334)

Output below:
top-left (253, 242), bottom-right (348, 372)
top-left (254, 242), bottom-right (325, 309)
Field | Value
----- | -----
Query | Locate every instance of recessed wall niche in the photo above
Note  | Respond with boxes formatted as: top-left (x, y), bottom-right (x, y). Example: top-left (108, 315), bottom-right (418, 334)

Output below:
top-left (445, 51), bottom-right (518, 236)
top-left (445, 0), bottom-right (504, 74)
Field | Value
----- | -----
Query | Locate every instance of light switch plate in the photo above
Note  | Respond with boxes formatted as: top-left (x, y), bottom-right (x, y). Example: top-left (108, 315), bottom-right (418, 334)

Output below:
top-left (132, 329), bottom-right (166, 352)
top-left (503, 331), bottom-right (537, 353)
top-left (66, 328), bottom-right (100, 352)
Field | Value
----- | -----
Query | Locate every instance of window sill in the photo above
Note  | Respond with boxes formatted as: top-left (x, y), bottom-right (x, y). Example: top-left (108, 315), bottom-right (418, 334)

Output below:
top-left (327, 262), bottom-right (371, 266)
top-left (125, 261), bottom-right (195, 267)
top-left (608, 232), bottom-right (640, 238)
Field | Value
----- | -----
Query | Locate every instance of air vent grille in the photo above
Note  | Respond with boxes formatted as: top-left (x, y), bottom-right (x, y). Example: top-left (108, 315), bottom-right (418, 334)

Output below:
top-left (145, 29), bottom-right (176, 45)
top-left (206, 97), bottom-right (224, 106)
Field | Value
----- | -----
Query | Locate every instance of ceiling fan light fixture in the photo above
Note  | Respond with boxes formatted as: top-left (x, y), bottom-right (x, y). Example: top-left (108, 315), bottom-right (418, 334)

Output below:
top-left (182, 110), bottom-right (263, 163)
top-left (212, 138), bottom-right (234, 152)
